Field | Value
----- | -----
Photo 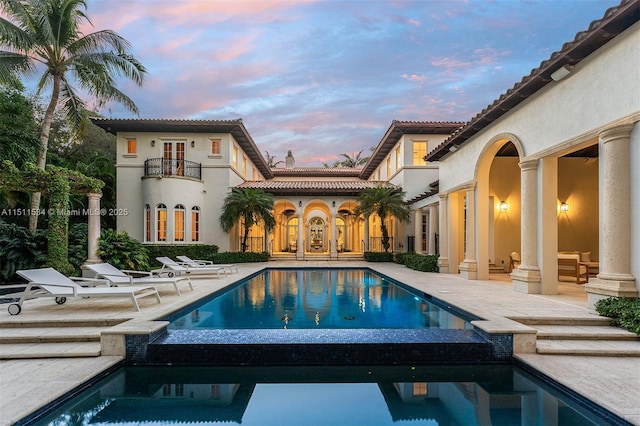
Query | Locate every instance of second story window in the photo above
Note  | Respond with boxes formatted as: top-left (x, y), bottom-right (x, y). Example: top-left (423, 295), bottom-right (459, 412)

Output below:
top-left (386, 158), bottom-right (391, 179)
top-left (211, 139), bottom-right (220, 155)
top-left (395, 146), bottom-right (401, 171)
top-left (126, 138), bottom-right (137, 154)
top-left (413, 141), bottom-right (427, 165)
top-left (232, 145), bottom-right (238, 170)
top-left (242, 155), bottom-right (247, 178)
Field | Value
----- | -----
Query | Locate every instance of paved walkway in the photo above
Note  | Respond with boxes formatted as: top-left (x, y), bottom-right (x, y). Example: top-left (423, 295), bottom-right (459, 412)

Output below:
top-left (0, 261), bottom-right (638, 425)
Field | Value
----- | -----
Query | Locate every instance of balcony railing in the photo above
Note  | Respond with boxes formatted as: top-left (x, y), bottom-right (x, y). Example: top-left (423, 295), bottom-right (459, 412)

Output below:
top-left (144, 158), bottom-right (201, 180)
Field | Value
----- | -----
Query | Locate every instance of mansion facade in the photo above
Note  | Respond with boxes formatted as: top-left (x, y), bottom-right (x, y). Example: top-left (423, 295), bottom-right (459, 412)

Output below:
top-left (91, 0), bottom-right (640, 307)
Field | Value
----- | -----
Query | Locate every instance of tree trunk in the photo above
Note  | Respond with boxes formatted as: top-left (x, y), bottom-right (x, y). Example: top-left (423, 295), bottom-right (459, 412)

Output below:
top-left (28, 74), bottom-right (61, 233)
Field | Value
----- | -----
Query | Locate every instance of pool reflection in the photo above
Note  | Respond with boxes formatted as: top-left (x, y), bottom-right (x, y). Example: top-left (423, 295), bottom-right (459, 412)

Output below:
top-left (38, 365), bottom-right (609, 426)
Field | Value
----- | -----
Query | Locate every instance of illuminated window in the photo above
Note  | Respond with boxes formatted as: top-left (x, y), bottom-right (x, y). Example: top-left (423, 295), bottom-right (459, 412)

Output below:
top-left (386, 158), bottom-right (391, 178)
top-left (144, 204), bottom-right (151, 242)
top-left (157, 204), bottom-right (167, 241)
top-left (252, 166), bottom-right (257, 180)
top-left (211, 139), bottom-right (220, 154)
top-left (413, 141), bottom-right (427, 165)
top-left (413, 382), bottom-right (428, 396)
top-left (377, 169), bottom-right (381, 181)
top-left (395, 146), bottom-right (401, 170)
top-left (126, 138), bottom-right (136, 154)
top-left (191, 206), bottom-right (200, 242)
top-left (232, 145), bottom-right (238, 169)
top-left (242, 155), bottom-right (247, 178)
top-left (174, 205), bottom-right (185, 241)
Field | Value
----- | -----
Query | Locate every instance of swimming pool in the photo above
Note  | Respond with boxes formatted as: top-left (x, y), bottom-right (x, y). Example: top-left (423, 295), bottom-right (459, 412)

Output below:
top-left (31, 364), bottom-right (617, 426)
top-left (167, 268), bottom-right (473, 330)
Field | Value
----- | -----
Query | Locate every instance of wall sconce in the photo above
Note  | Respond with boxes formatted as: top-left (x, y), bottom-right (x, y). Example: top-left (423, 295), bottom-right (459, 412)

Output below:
top-left (499, 201), bottom-right (508, 212)
top-left (299, 201), bottom-right (302, 207)
top-left (191, 140), bottom-right (195, 148)
top-left (150, 140), bottom-right (155, 147)
top-left (560, 202), bottom-right (569, 212)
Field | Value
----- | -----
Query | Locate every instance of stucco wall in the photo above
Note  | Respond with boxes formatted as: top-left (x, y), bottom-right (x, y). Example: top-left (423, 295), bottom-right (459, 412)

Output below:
top-left (489, 157), bottom-right (521, 270)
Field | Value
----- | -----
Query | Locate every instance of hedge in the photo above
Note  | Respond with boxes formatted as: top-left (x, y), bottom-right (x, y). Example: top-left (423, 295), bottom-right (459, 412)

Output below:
top-left (364, 251), bottom-right (394, 262)
top-left (147, 244), bottom-right (219, 267)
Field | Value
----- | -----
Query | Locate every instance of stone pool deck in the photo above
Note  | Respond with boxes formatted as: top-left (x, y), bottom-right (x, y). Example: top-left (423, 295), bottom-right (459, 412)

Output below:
top-left (0, 261), bottom-right (638, 425)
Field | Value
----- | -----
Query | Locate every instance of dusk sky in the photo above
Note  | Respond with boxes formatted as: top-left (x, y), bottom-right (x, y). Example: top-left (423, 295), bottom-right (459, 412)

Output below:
top-left (27, 0), bottom-right (620, 165)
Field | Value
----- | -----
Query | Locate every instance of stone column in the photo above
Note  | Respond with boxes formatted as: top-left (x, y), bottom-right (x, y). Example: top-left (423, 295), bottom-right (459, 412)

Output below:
top-left (459, 184), bottom-right (477, 279)
top-left (297, 211), bottom-right (304, 259)
top-left (437, 193), bottom-right (449, 273)
top-left (330, 207), bottom-right (338, 259)
top-left (511, 159), bottom-right (541, 293)
top-left (363, 215), bottom-right (370, 252)
top-left (428, 204), bottom-right (438, 255)
top-left (585, 124), bottom-right (638, 307)
top-left (414, 208), bottom-right (423, 253)
top-left (85, 192), bottom-right (102, 264)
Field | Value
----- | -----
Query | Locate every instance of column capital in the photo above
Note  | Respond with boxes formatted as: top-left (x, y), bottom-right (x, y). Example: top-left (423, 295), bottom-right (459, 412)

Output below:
top-left (599, 124), bottom-right (634, 144)
top-left (518, 158), bottom-right (538, 172)
top-left (438, 192), bottom-right (448, 200)
top-left (463, 182), bottom-right (476, 191)
top-left (88, 192), bottom-right (103, 199)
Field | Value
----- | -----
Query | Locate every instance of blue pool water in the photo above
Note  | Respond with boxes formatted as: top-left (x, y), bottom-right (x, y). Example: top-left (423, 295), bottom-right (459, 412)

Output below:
top-left (33, 365), bottom-right (615, 426)
top-left (168, 269), bottom-right (472, 330)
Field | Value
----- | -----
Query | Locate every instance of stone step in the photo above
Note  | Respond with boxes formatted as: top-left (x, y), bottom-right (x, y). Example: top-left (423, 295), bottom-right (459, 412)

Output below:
top-left (0, 327), bottom-right (102, 343)
top-left (0, 318), bottom-right (124, 328)
top-left (0, 342), bottom-right (102, 359)
top-left (534, 325), bottom-right (639, 341)
top-left (536, 340), bottom-right (640, 356)
top-left (511, 316), bottom-right (612, 326)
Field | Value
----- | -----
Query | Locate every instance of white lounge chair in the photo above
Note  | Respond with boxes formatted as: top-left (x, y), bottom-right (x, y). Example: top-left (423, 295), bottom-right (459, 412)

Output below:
top-left (85, 263), bottom-right (193, 296)
top-left (5, 268), bottom-right (161, 315)
top-left (155, 257), bottom-right (226, 278)
top-left (176, 255), bottom-right (238, 274)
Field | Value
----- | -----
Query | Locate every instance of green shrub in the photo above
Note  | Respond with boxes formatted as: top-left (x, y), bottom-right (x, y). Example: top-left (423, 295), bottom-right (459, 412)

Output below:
top-left (401, 253), bottom-right (439, 272)
top-left (394, 252), bottom-right (408, 265)
top-left (364, 251), bottom-right (394, 262)
top-left (98, 229), bottom-right (150, 271)
top-left (0, 220), bottom-right (47, 282)
top-left (213, 251), bottom-right (269, 264)
top-left (147, 244), bottom-right (219, 267)
top-left (595, 297), bottom-right (640, 335)
top-left (67, 223), bottom-right (88, 276)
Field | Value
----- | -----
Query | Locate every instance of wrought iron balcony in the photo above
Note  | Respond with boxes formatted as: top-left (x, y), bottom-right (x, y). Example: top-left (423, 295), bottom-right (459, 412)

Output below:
top-left (144, 158), bottom-right (201, 180)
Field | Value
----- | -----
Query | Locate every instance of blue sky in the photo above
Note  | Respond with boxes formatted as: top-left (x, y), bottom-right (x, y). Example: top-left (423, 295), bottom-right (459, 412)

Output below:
top-left (78, 0), bottom-right (616, 165)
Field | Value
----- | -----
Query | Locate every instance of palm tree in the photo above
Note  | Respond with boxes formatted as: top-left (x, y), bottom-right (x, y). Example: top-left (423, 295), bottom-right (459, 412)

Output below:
top-left (355, 184), bottom-right (410, 252)
top-left (219, 188), bottom-right (276, 252)
top-left (339, 150), bottom-right (368, 168)
top-left (264, 151), bottom-right (283, 168)
top-left (0, 0), bottom-right (146, 232)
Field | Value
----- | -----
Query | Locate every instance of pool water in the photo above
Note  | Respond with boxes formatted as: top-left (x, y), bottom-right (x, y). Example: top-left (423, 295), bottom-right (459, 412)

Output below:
top-left (33, 365), bottom-right (613, 426)
top-left (168, 269), bottom-right (472, 330)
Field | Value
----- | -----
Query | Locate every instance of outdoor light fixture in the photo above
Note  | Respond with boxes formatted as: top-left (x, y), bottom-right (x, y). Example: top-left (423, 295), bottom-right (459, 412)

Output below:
top-left (332, 201), bottom-right (336, 207)
top-left (551, 65), bottom-right (573, 81)
top-left (150, 140), bottom-right (155, 147)
top-left (560, 202), bottom-right (569, 212)
top-left (299, 201), bottom-right (302, 207)
top-left (191, 141), bottom-right (195, 147)
top-left (499, 201), bottom-right (508, 212)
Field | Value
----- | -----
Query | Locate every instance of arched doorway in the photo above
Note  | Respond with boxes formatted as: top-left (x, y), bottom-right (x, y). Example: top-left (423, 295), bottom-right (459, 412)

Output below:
top-left (308, 217), bottom-right (326, 252)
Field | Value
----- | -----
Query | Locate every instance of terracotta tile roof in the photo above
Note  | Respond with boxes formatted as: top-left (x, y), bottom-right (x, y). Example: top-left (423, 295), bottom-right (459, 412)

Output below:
top-left (271, 167), bottom-right (362, 177)
top-left (359, 121), bottom-right (463, 179)
top-left (425, 0), bottom-right (639, 161)
top-left (236, 180), bottom-right (393, 196)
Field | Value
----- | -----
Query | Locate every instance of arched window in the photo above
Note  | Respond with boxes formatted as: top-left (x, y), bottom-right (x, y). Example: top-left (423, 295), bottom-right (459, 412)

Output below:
top-left (144, 204), bottom-right (151, 242)
top-left (174, 204), bottom-right (185, 242)
top-left (192, 206), bottom-right (200, 242)
top-left (157, 204), bottom-right (167, 241)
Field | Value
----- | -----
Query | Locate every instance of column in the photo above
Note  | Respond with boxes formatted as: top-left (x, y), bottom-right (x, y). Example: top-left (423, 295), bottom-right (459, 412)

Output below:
top-left (585, 124), bottom-right (638, 307)
top-left (330, 209), bottom-right (338, 259)
top-left (437, 193), bottom-right (449, 273)
top-left (428, 204), bottom-right (438, 255)
top-left (85, 192), bottom-right (102, 264)
top-left (459, 183), bottom-right (477, 279)
top-left (511, 159), bottom-right (542, 293)
top-left (414, 209), bottom-right (423, 253)
top-left (363, 215), bottom-right (370, 252)
top-left (297, 211), bottom-right (304, 259)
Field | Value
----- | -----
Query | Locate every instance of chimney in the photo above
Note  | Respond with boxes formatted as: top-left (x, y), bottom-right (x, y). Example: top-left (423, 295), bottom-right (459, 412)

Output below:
top-left (285, 150), bottom-right (295, 169)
